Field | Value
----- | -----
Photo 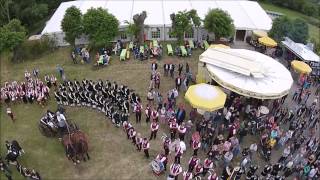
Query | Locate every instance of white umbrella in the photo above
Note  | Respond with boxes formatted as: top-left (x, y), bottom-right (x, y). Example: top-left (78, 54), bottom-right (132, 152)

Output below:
top-left (202, 49), bottom-right (293, 99)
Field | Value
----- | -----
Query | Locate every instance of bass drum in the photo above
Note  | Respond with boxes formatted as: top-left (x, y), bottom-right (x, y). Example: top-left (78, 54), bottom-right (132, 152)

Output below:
top-left (150, 160), bottom-right (164, 175)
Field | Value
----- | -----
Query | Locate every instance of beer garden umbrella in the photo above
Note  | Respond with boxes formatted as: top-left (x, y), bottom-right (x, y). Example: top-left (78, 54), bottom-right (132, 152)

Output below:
top-left (185, 83), bottom-right (226, 112)
top-left (291, 60), bottom-right (312, 74)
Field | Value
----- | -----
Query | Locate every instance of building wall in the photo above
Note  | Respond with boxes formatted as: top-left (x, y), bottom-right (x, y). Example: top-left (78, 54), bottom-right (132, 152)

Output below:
top-left (51, 26), bottom-right (253, 46)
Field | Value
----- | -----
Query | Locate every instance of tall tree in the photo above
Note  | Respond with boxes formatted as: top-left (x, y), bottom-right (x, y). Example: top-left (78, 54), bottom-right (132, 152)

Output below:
top-left (132, 11), bottom-right (147, 44)
top-left (124, 20), bottom-right (140, 41)
top-left (0, 19), bottom-right (26, 53)
top-left (61, 6), bottom-right (83, 46)
top-left (83, 7), bottom-right (119, 48)
top-left (268, 16), bottom-right (292, 42)
top-left (204, 8), bottom-right (235, 41)
top-left (288, 18), bottom-right (309, 44)
top-left (170, 9), bottom-right (200, 44)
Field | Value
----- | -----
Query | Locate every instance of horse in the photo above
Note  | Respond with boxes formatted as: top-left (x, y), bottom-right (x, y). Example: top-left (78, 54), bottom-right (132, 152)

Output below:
top-left (62, 130), bottom-right (89, 164)
top-left (62, 134), bottom-right (77, 164)
top-left (5, 140), bottom-right (24, 164)
top-left (71, 130), bottom-right (90, 163)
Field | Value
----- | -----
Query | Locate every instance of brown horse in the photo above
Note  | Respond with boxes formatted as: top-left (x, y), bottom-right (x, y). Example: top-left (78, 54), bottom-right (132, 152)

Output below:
top-left (71, 130), bottom-right (90, 162)
top-left (62, 130), bottom-right (89, 164)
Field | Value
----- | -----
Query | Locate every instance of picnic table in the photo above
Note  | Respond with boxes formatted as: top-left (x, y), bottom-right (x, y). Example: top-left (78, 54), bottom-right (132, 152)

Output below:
top-left (204, 40), bottom-right (209, 50)
top-left (140, 46), bottom-right (144, 54)
top-left (180, 46), bottom-right (187, 57)
top-left (120, 49), bottom-right (127, 61)
top-left (188, 40), bottom-right (194, 49)
top-left (129, 42), bottom-right (133, 50)
top-left (167, 44), bottom-right (173, 56)
top-left (153, 40), bottom-right (158, 47)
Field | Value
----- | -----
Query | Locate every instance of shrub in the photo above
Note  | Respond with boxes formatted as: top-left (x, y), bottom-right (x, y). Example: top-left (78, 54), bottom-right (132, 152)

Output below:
top-left (13, 35), bottom-right (55, 62)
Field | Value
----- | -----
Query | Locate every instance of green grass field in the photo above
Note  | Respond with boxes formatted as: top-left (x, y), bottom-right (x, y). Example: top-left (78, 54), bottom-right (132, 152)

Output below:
top-left (0, 47), bottom-right (207, 180)
top-left (259, 2), bottom-right (320, 43)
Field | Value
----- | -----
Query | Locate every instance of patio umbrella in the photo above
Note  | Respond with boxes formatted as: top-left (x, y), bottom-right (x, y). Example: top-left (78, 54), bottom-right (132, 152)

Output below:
top-left (185, 83), bottom-right (226, 112)
top-left (209, 44), bottom-right (230, 49)
top-left (291, 60), bottom-right (312, 74)
top-left (253, 30), bottom-right (268, 38)
top-left (258, 36), bottom-right (277, 47)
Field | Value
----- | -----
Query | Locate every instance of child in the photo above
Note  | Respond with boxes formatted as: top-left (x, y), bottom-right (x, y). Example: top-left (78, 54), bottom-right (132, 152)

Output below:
top-left (6, 107), bottom-right (15, 122)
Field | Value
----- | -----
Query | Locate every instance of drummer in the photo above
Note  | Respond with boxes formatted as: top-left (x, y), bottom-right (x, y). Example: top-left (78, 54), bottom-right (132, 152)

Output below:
top-left (169, 162), bottom-right (182, 180)
top-left (156, 152), bottom-right (168, 171)
top-left (182, 170), bottom-right (193, 180)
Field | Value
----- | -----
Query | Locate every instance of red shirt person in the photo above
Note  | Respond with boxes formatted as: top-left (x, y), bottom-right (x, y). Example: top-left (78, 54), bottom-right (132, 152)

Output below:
top-left (149, 121), bottom-right (159, 140)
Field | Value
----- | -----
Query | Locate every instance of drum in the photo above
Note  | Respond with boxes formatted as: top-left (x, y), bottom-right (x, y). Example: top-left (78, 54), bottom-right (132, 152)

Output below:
top-left (151, 160), bottom-right (164, 175)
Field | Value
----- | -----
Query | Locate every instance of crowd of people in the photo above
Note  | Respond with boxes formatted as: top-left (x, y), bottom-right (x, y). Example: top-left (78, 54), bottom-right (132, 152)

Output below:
top-left (54, 79), bottom-right (138, 127)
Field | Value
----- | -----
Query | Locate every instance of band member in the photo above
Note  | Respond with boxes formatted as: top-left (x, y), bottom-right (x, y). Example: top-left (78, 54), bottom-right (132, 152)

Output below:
top-left (169, 163), bottom-right (182, 180)
top-left (136, 133), bottom-right (142, 151)
top-left (261, 164), bottom-right (272, 176)
top-left (151, 62), bottom-right (158, 71)
top-left (169, 63), bottom-right (175, 78)
top-left (134, 102), bottom-right (142, 123)
top-left (246, 165), bottom-right (258, 180)
top-left (208, 171), bottom-right (218, 180)
top-left (170, 120), bottom-right (178, 140)
top-left (149, 120), bottom-right (159, 140)
top-left (203, 157), bottom-right (213, 176)
top-left (163, 137), bottom-right (171, 156)
top-left (163, 63), bottom-right (169, 76)
top-left (142, 138), bottom-right (150, 159)
top-left (188, 155), bottom-right (200, 172)
top-left (174, 144), bottom-right (183, 164)
top-left (192, 139), bottom-right (201, 156)
top-left (129, 128), bottom-right (137, 145)
top-left (151, 109), bottom-right (159, 122)
top-left (178, 123), bottom-right (187, 141)
top-left (175, 76), bottom-right (182, 91)
top-left (156, 153), bottom-right (168, 171)
top-left (183, 171), bottom-right (193, 180)
top-left (145, 105), bottom-right (151, 123)
top-left (194, 163), bottom-right (203, 178)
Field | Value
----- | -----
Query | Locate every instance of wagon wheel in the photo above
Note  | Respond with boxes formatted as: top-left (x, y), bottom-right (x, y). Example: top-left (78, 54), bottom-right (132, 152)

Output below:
top-left (38, 123), bottom-right (56, 137)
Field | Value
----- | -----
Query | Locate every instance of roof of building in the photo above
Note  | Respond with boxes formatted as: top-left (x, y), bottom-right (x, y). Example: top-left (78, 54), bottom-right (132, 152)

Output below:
top-left (41, 0), bottom-right (272, 34)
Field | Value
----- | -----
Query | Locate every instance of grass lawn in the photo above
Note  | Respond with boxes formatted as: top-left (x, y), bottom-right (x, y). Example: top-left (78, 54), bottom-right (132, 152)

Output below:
top-left (0, 47), bottom-right (207, 180)
top-left (259, 2), bottom-right (320, 43)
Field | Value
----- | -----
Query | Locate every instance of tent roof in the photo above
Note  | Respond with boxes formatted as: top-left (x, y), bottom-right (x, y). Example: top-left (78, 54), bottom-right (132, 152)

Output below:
top-left (281, 37), bottom-right (320, 62)
top-left (41, 0), bottom-right (272, 34)
top-left (200, 48), bottom-right (293, 99)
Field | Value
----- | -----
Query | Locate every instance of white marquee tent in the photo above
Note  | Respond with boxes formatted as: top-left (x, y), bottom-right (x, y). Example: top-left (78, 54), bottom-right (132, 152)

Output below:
top-left (41, 0), bottom-right (272, 45)
top-left (281, 37), bottom-right (320, 63)
top-left (200, 48), bottom-right (293, 99)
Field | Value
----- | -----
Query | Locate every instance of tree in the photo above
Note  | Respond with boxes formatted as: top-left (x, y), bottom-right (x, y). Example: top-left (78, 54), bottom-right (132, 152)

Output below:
top-left (124, 20), bottom-right (140, 41)
top-left (61, 6), bottom-right (83, 46)
top-left (132, 11), bottom-right (147, 44)
top-left (0, 19), bottom-right (26, 53)
top-left (268, 16), bottom-right (292, 42)
top-left (204, 8), bottom-right (235, 41)
top-left (83, 7), bottom-right (119, 48)
top-left (170, 9), bottom-right (200, 44)
top-left (288, 18), bottom-right (309, 44)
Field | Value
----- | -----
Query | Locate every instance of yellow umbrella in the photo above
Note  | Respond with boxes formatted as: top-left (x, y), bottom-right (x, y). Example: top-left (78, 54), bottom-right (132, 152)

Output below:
top-left (253, 30), bottom-right (268, 37)
top-left (291, 60), bottom-right (312, 74)
top-left (185, 83), bottom-right (226, 112)
top-left (258, 36), bottom-right (277, 47)
top-left (209, 44), bottom-right (230, 49)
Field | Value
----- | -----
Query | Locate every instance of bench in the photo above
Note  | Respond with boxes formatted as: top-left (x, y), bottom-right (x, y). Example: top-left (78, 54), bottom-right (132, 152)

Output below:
top-left (167, 44), bottom-right (173, 56)
top-left (188, 40), bottom-right (194, 49)
top-left (120, 49), bottom-right (127, 61)
top-left (204, 40), bottom-right (209, 50)
top-left (180, 46), bottom-right (187, 57)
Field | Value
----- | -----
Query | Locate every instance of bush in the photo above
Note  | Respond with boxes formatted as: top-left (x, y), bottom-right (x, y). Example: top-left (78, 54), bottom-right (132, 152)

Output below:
top-left (13, 35), bottom-right (55, 62)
